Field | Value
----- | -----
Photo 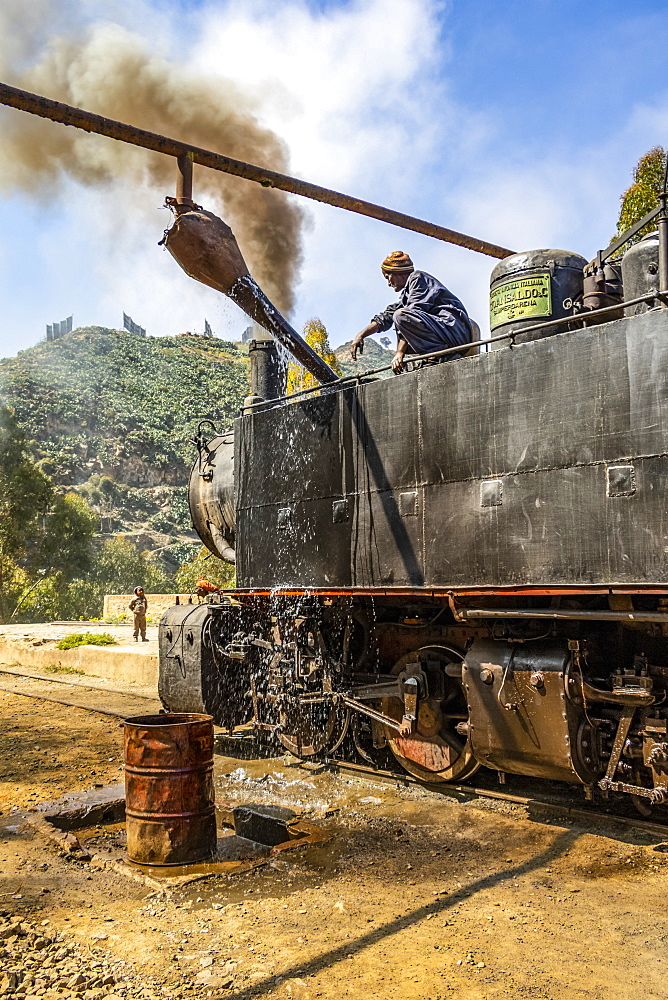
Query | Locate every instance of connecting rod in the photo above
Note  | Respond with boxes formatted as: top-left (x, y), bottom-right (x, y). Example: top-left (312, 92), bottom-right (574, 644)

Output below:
top-left (0, 81), bottom-right (515, 260)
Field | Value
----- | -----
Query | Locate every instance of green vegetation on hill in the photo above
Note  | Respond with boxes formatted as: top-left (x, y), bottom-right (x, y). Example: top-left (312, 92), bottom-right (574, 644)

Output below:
top-left (334, 337), bottom-right (394, 379)
top-left (3, 326), bottom-right (248, 483)
top-left (0, 326), bottom-right (249, 579)
top-left (0, 324), bottom-right (392, 622)
top-left (0, 404), bottom-right (99, 622)
top-left (0, 327), bottom-right (249, 619)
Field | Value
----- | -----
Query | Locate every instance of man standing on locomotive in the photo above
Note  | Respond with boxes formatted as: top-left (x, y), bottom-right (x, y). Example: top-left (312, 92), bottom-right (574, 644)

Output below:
top-left (349, 251), bottom-right (473, 373)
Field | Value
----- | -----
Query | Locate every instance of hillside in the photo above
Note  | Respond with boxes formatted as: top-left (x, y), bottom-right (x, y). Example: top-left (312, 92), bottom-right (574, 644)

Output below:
top-left (334, 337), bottom-right (394, 378)
top-left (0, 326), bottom-right (249, 570)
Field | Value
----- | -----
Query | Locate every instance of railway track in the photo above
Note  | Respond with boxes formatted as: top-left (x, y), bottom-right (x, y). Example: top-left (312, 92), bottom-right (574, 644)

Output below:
top-left (0, 665), bottom-right (160, 719)
top-left (316, 757), bottom-right (668, 840)
top-left (3, 665), bottom-right (668, 841)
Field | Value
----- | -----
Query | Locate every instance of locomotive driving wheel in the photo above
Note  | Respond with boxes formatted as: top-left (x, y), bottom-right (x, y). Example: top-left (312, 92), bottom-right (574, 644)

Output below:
top-left (382, 645), bottom-right (479, 783)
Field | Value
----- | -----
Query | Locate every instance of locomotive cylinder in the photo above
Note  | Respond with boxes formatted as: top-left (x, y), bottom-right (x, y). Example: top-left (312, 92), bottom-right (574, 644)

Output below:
top-left (489, 248), bottom-right (587, 347)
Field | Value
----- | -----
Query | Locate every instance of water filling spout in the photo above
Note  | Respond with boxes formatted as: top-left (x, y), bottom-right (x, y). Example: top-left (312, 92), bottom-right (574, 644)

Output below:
top-left (162, 207), bottom-right (338, 386)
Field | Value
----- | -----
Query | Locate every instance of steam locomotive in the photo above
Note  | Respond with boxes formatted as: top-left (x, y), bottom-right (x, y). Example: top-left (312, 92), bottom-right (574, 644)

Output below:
top-left (159, 222), bottom-right (668, 814)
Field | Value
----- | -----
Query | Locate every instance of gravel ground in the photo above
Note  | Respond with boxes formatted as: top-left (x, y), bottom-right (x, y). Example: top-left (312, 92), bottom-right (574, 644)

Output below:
top-left (1, 688), bottom-right (668, 1000)
top-left (0, 912), bottom-right (156, 999)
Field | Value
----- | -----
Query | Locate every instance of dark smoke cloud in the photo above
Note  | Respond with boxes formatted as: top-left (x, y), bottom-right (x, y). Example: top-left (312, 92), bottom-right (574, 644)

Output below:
top-left (0, 13), bottom-right (304, 314)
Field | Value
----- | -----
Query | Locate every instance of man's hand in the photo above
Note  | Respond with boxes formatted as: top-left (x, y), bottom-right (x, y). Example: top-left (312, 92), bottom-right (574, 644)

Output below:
top-left (350, 335), bottom-right (365, 361)
top-left (391, 351), bottom-right (404, 374)
top-left (350, 322), bottom-right (379, 361)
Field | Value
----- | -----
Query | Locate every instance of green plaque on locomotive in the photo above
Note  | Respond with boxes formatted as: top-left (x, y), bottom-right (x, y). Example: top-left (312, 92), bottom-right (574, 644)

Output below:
top-left (489, 271), bottom-right (551, 328)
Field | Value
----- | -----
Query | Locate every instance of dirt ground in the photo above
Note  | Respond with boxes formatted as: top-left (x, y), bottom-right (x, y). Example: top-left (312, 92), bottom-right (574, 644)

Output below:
top-left (1, 688), bottom-right (668, 1000)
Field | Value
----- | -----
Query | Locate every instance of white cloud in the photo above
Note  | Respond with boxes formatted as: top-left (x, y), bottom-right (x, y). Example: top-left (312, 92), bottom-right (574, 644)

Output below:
top-left (2, 0), bottom-right (668, 361)
top-left (188, 0), bottom-right (493, 343)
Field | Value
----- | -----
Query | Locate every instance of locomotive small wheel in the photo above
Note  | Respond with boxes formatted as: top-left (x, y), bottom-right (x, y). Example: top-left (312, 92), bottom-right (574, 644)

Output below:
top-left (277, 705), bottom-right (349, 758)
top-left (276, 616), bottom-right (350, 758)
top-left (382, 645), bottom-right (479, 784)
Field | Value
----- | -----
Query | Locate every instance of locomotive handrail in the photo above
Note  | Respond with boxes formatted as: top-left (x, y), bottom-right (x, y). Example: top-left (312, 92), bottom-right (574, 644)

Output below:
top-left (242, 289), bottom-right (668, 412)
top-left (451, 606), bottom-right (668, 623)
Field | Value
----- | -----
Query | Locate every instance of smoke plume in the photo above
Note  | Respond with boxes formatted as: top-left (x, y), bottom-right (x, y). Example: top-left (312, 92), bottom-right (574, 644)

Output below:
top-left (0, 9), bottom-right (304, 314)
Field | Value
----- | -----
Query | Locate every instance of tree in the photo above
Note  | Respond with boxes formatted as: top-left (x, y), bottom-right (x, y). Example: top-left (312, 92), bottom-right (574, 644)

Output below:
top-left (614, 146), bottom-right (667, 248)
top-left (0, 406), bottom-right (103, 622)
top-left (174, 547), bottom-right (235, 593)
top-left (11, 493), bottom-right (100, 621)
top-left (79, 537), bottom-right (172, 617)
top-left (18, 536), bottom-right (173, 622)
top-left (0, 405), bottom-right (54, 622)
top-left (286, 318), bottom-right (341, 395)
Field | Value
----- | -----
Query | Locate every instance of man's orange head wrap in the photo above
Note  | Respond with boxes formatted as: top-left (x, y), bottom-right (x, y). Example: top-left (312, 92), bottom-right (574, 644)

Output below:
top-left (381, 251), bottom-right (414, 274)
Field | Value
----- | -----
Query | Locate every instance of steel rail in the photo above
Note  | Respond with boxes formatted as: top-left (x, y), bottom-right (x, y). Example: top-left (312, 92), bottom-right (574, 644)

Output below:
top-left (0, 667), bottom-right (160, 719)
top-left (0, 682), bottom-right (132, 719)
top-left (0, 665), bottom-right (157, 700)
top-left (315, 758), bottom-right (668, 839)
top-left (0, 81), bottom-right (514, 260)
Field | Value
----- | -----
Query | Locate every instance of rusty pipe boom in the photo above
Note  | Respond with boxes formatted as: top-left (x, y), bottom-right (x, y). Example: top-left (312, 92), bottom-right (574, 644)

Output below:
top-left (0, 81), bottom-right (514, 260)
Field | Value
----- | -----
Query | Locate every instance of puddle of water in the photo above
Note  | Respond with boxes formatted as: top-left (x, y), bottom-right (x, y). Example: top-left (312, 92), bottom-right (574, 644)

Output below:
top-left (76, 804), bottom-right (337, 893)
top-left (70, 756), bottom-right (473, 907)
top-left (214, 761), bottom-right (403, 821)
top-left (76, 821), bottom-right (126, 850)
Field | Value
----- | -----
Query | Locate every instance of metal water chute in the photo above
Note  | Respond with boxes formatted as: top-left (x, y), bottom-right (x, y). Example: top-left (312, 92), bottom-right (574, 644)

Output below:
top-left (162, 206), bottom-right (337, 386)
top-left (621, 233), bottom-right (660, 316)
top-left (489, 249), bottom-right (587, 348)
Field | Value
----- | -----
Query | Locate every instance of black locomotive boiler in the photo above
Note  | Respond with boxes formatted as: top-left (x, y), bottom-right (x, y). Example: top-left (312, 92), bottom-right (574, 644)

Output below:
top-left (160, 229), bottom-right (668, 813)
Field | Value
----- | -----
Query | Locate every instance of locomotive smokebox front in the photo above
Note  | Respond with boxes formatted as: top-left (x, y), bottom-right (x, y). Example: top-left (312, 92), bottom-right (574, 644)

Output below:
top-left (188, 431), bottom-right (236, 564)
top-left (489, 248), bottom-right (586, 347)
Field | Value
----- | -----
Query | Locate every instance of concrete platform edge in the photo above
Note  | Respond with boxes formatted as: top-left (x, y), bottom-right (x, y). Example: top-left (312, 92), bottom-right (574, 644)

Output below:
top-left (0, 642), bottom-right (159, 689)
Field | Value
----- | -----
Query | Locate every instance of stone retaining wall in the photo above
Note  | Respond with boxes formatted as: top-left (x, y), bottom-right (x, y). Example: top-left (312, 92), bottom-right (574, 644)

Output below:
top-left (102, 594), bottom-right (193, 621)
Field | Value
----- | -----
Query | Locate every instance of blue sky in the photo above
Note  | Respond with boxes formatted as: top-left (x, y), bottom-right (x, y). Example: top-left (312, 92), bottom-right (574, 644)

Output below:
top-left (1, 0), bottom-right (667, 358)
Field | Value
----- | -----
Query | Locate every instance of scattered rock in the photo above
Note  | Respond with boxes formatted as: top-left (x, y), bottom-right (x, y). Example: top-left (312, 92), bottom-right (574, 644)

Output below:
top-left (0, 914), bottom-right (145, 999)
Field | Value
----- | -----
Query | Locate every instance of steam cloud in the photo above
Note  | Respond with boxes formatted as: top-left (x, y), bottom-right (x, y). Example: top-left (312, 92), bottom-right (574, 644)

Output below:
top-left (0, 7), bottom-right (304, 314)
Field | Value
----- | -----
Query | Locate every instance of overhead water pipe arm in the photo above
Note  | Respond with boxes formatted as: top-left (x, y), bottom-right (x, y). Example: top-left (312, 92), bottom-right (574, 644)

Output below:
top-left (0, 81), bottom-right (515, 259)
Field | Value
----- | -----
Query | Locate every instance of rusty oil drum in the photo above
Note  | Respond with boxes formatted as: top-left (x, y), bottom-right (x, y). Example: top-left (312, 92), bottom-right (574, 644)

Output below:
top-left (123, 713), bottom-right (216, 865)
